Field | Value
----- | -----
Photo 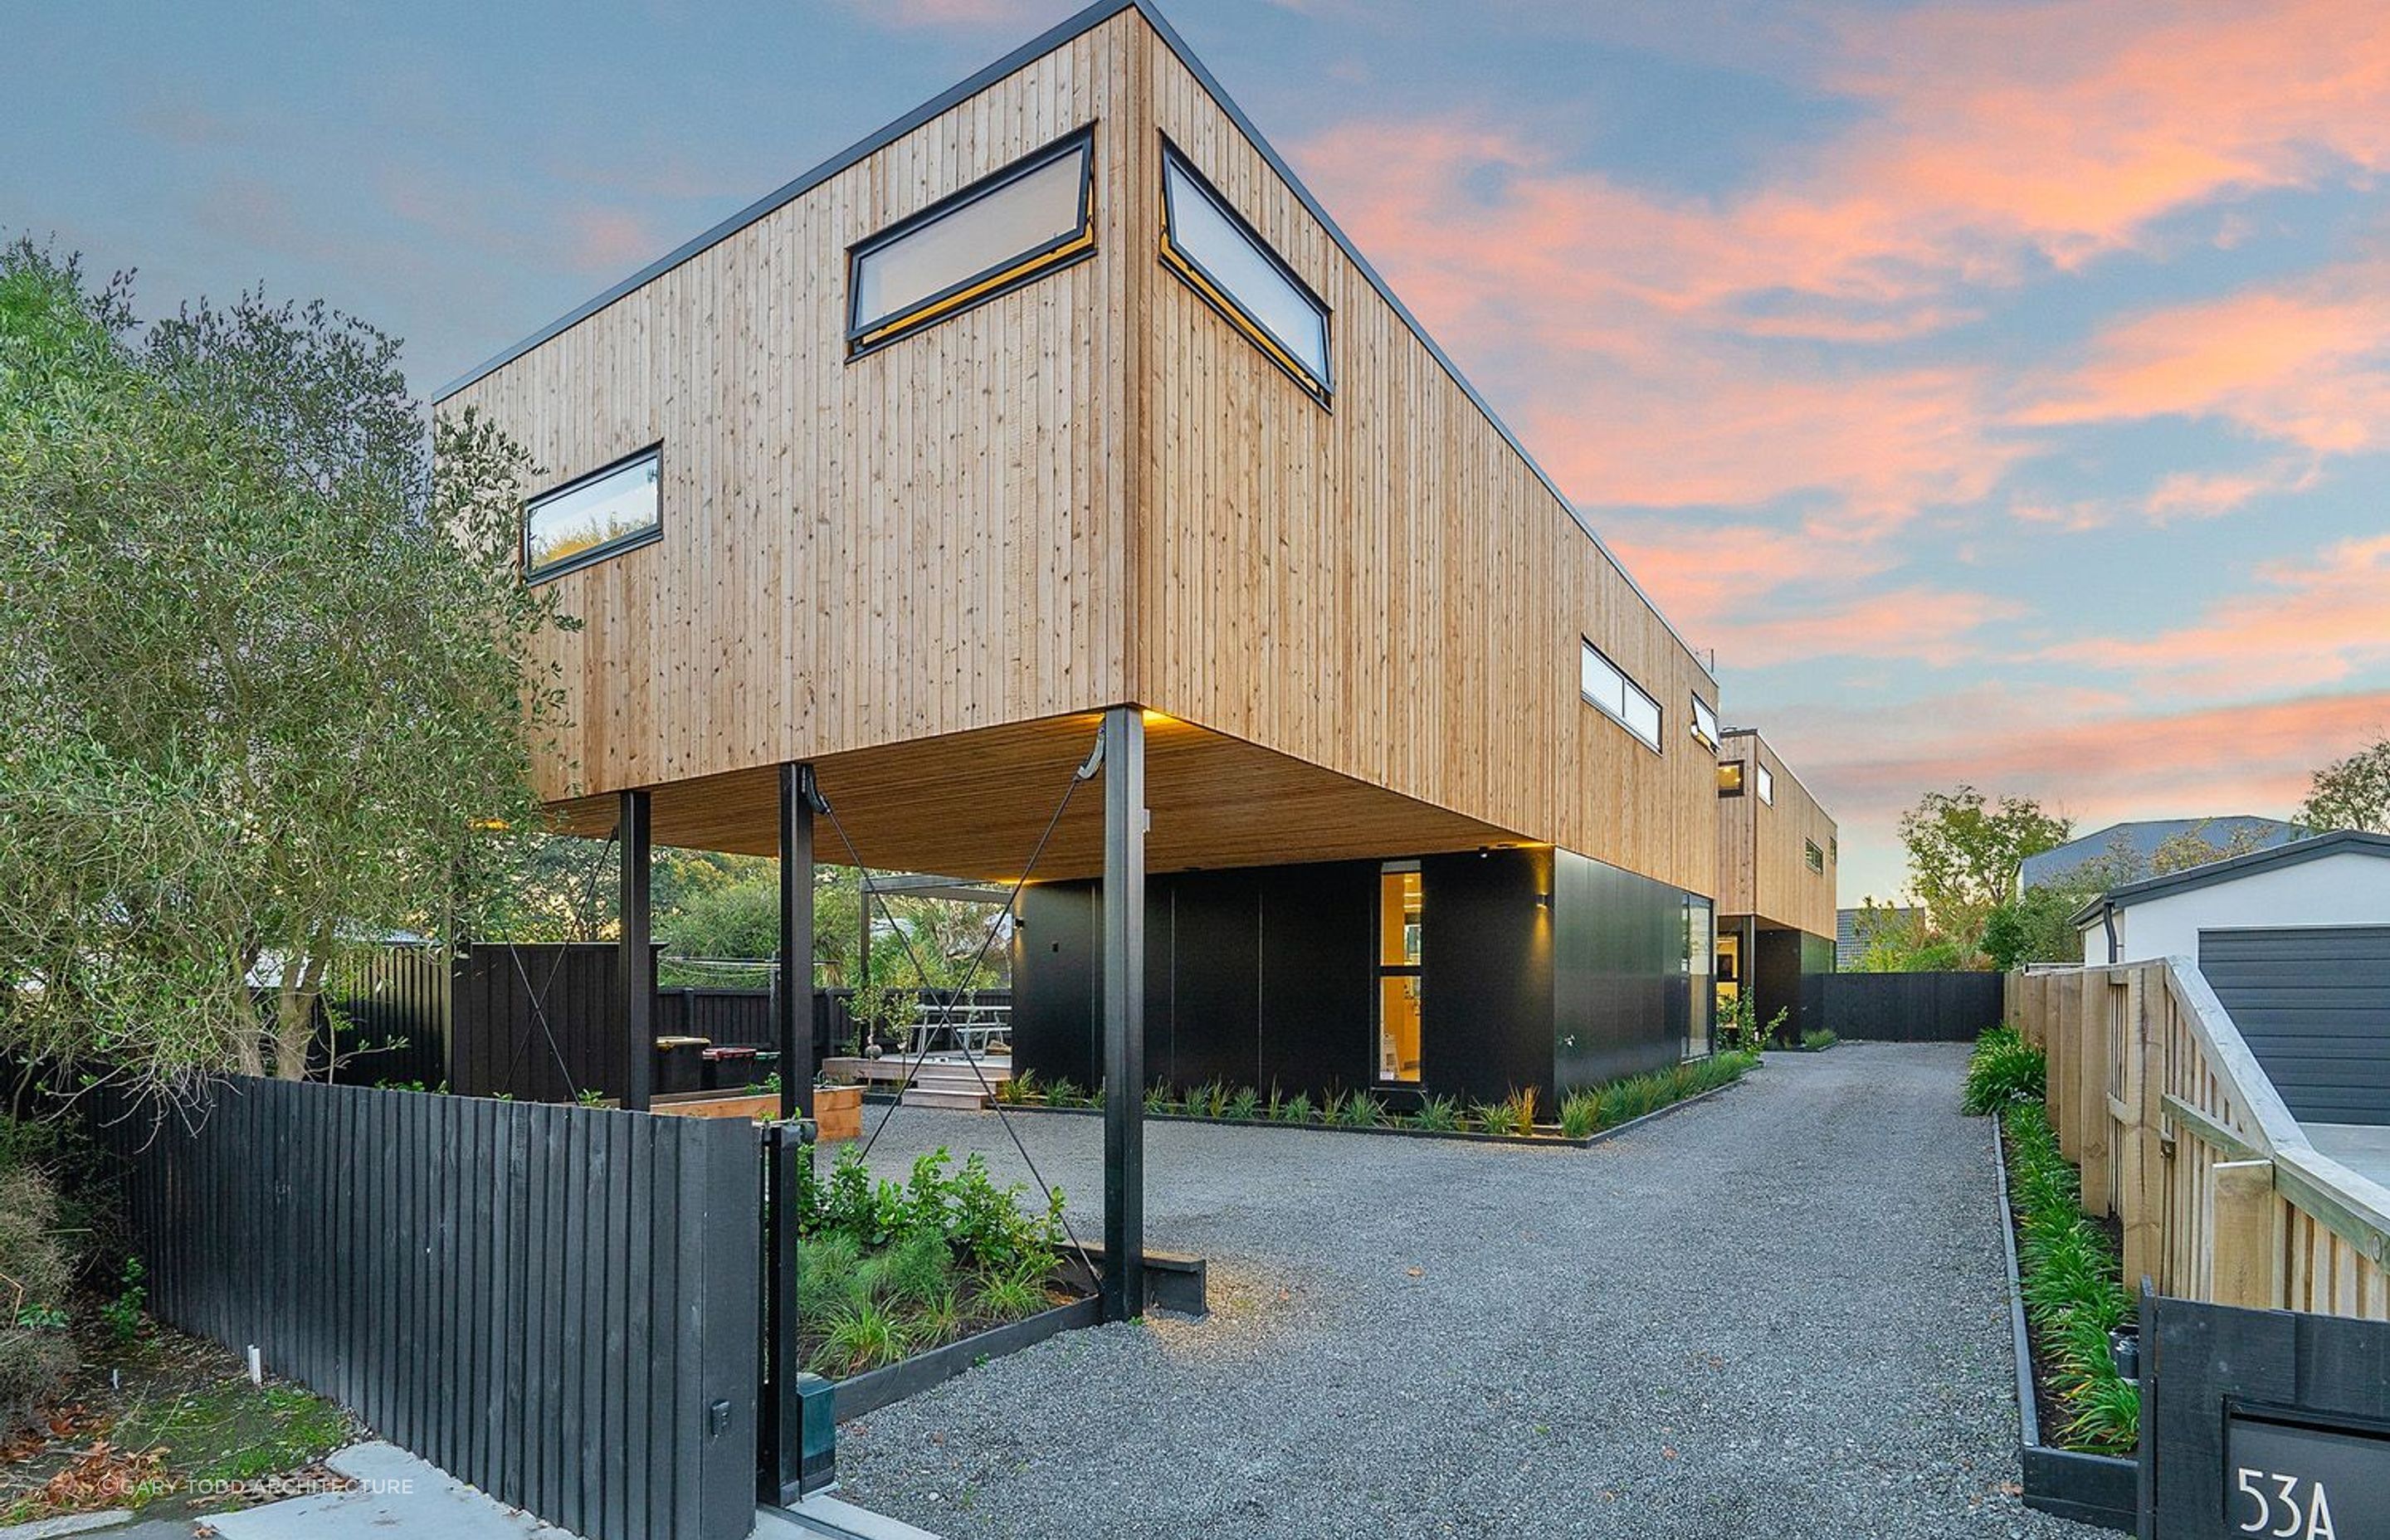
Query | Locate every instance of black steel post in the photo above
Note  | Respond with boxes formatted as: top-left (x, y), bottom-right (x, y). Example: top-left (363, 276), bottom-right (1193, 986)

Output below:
top-left (1100, 705), bottom-right (1146, 1320)
top-left (778, 764), bottom-right (816, 1121)
top-left (758, 1117), bottom-right (817, 1505)
top-left (620, 788), bottom-right (653, 1112)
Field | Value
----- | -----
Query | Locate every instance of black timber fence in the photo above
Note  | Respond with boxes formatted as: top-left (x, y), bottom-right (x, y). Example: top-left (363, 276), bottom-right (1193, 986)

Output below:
top-left (313, 943), bottom-right (1007, 1101)
top-left (86, 1077), bottom-right (761, 1540)
top-left (1802, 970), bottom-right (2006, 1042)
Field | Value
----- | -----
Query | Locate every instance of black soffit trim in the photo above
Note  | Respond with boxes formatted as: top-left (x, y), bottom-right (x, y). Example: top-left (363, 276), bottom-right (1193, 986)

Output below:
top-left (432, 0), bottom-right (1716, 685)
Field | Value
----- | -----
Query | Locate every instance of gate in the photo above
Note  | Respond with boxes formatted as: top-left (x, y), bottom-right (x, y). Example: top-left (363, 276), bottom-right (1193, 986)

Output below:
top-left (2140, 1292), bottom-right (2390, 1538)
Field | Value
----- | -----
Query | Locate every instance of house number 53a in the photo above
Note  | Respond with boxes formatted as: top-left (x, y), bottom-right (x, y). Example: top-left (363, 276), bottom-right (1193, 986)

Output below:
top-left (2236, 1467), bottom-right (2339, 1540)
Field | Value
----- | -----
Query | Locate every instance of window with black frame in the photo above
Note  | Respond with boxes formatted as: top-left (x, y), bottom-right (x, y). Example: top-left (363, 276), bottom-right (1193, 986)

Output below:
top-left (848, 128), bottom-right (1095, 355)
top-left (1159, 142), bottom-right (1332, 403)
top-left (522, 447), bottom-right (662, 582)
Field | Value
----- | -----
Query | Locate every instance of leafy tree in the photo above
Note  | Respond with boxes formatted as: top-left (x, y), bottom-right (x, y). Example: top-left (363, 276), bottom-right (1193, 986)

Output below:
top-left (2149, 820), bottom-right (2268, 875)
top-left (1896, 786), bottom-right (2072, 954)
top-left (2297, 738), bottom-right (2390, 834)
top-left (1982, 885), bottom-right (2089, 971)
top-left (0, 243), bottom-right (568, 1089)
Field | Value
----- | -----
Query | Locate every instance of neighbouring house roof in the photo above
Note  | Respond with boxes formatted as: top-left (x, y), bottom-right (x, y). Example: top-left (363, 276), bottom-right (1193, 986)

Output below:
top-left (2068, 830), bottom-right (2390, 928)
top-left (2020, 816), bottom-right (2304, 890)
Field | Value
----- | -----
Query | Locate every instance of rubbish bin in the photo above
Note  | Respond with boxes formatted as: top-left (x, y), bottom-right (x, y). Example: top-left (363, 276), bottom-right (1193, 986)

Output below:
top-left (700, 1044), bottom-right (758, 1092)
top-left (653, 1036), bottom-right (710, 1095)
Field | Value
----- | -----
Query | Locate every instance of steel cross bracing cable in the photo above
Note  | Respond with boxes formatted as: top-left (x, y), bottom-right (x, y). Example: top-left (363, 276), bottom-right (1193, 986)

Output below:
top-left (815, 728), bottom-right (1105, 1285)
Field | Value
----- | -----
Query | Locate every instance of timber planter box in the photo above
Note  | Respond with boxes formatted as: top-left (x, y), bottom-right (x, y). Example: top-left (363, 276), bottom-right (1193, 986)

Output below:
top-left (813, 1084), bottom-right (864, 1143)
top-left (1993, 1118), bottom-right (2137, 1533)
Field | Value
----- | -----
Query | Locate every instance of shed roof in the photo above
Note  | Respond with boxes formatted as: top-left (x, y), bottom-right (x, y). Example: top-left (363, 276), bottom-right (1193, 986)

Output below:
top-left (2069, 830), bottom-right (2390, 928)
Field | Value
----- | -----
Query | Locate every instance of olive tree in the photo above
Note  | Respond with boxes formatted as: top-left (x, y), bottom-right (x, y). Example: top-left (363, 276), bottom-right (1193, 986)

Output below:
top-left (0, 242), bottom-right (572, 1090)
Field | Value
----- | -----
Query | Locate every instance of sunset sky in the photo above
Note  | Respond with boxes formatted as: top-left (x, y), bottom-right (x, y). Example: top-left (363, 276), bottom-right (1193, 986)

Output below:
top-left (12, 0), bottom-right (2387, 901)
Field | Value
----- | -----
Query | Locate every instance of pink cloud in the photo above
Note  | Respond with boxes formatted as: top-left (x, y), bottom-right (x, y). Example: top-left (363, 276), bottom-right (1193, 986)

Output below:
top-left (2045, 534), bottom-right (2390, 692)
top-left (2021, 264), bottom-right (2390, 455)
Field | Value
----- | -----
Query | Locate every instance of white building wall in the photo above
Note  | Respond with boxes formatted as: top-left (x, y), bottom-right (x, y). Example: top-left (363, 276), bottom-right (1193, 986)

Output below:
top-left (2080, 850), bottom-right (2390, 964)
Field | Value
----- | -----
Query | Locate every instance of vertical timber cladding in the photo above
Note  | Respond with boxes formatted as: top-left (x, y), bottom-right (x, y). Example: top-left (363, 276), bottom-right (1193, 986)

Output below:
top-left (432, 12), bottom-right (1149, 801)
top-left (1719, 730), bottom-right (1839, 942)
top-left (1133, 21), bottom-right (1719, 901)
top-left (91, 1079), bottom-right (761, 1540)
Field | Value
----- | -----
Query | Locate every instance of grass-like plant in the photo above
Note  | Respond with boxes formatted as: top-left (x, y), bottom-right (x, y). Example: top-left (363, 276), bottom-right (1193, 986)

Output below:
top-left (996, 1069), bottom-right (1039, 1105)
top-left (1963, 1024), bottom-right (2047, 1115)
top-left (1999, 1096), bottom-right (2139, 1455)
top-left (1046, 1075), bottom-right (1083, 1108)
top-left (812, 1299), bottom-right (910, 1376)
top-left (1223, 1085), bottom-right (1261, 1121)
top-left (1411, 1094), bottom-right (1462, 1133)
top-left (1319, 1089), bottom-right (1349, 1126)
top-left (974, 1263), bottom-right (1050, 1321)
top-left (1558, 1090), bottom-right (1600, 1139)
top-left (1271, 1089), bottom-right (1314, 1123)
top-left (1144, 1081), bottom-right (1176, 1114)
top-left (1336, 1090), bottom-right (1385, 1128)
top-left (1800, 1027), bottom-right (1838, 1051)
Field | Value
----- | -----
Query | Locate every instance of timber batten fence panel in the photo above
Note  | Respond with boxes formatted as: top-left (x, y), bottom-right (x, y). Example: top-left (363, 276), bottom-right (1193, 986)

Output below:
top-left (90, 1078), bottom-right (760, 1540)
top-left (2011, 960), bottom-right (2390, 1322)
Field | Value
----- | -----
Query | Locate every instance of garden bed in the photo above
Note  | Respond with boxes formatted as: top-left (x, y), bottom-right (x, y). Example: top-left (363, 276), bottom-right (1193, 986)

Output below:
top-left (796, 1145), bottom-right (1093, 1395)
top-left (990, 1053), bottom-right (1759, 1146)
top-left (1968, 1026), bottom-right (2138, 1534)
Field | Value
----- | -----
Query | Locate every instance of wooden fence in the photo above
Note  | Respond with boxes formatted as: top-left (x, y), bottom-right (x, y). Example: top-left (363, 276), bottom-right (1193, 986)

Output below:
top-left (2007, 962), bottom-right (2390, 1320)
top-left (89, 1078), bottom-right (762, 1540)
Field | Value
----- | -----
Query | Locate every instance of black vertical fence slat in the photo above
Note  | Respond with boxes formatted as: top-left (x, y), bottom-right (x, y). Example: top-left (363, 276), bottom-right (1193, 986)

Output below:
top-left (85, 1079), bottom-right (760, 1540)
top-left (1812, 970), bottom-right (2005, 1042)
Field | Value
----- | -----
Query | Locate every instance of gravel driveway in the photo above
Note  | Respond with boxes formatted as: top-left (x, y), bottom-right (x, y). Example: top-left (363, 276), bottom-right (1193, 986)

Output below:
top-left (832, 1044), bottom-right (2104, 1538)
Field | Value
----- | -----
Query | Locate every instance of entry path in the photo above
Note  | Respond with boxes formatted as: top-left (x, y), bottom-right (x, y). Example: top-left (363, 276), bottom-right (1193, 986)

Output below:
top-left (836, 1045), bottom-right (2105, 1538)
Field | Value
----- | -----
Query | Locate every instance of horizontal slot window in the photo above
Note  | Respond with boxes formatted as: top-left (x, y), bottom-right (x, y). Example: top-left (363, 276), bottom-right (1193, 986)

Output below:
top-left (1757, 763), bottom-right (1775, 805)
top-left (1690, 694), bottom-right (1720, 752)
top-left (1161, 143), bottom-right (1331, 402)
top-left (523, 447), bottom-right (661, 581)
top-left (849, 129), bottom-right (1095, 354)
top-left (1580, 641), bottom-right (1662, 752)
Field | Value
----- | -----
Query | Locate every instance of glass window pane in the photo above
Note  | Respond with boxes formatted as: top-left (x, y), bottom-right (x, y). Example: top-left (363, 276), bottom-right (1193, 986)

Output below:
top-left (1757, 765), bottom-right (1775, 804)
top-left (1718, 762), bottom-right (1745, 796)
top-left (1622, 687), bottom-right (1661, 750)
top-left (1579, 642), bottom-right (1624, 717)
top-left (852, 140), bottom-right (1089, 344)
top-left (1691, 694), bottom-right (1720, 749)
top-left (1163, 153), bottom-right (1331, 390)
top-left (524, 451), bottom-right (660, 577)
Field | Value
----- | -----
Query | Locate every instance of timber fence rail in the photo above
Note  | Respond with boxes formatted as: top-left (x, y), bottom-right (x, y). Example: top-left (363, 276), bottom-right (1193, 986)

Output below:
top-left (87, 1077), bottom-right (762, 1540)
top-left (2007, 962), bottom-right (2390, 1319)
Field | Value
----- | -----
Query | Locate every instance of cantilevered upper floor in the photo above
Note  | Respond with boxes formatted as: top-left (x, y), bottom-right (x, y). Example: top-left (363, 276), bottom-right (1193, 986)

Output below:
top-left (436, 0), bottom-right (1720, 895)
top-left (1715, 728), bottom-right (1838, 940)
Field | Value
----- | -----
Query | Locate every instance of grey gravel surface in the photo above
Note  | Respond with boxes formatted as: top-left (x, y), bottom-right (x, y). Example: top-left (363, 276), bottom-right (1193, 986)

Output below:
top-left (832, 1044), bottom-right (2105, 1538)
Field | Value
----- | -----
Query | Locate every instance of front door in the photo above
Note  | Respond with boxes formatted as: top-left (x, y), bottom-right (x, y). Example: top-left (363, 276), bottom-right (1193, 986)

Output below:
top-left (1377, 862), bottom-right (1422, 1084)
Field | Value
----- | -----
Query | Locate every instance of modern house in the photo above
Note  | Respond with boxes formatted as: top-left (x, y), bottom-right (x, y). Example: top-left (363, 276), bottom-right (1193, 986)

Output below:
top-left (2021, 815), bottom-right (2302, 891)
top-left (1714, 729), bottom-right (1837, 1038)
top-left (435, 0), bottom-right (1725, 1139)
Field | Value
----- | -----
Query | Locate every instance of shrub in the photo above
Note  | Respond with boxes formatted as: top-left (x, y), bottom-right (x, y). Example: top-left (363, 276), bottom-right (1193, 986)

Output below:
top-left (0, 1165), bottom-right (74, 1438)
top-left (1999, 1094), bottom-right (2138, 1454)
top-left (1963, 1025), bottom-right (2046, 1114)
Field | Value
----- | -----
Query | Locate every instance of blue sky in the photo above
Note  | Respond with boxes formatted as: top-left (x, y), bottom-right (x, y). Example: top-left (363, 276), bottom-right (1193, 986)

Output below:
top-left (10, 0), bottom-right (2387, 901)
